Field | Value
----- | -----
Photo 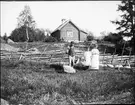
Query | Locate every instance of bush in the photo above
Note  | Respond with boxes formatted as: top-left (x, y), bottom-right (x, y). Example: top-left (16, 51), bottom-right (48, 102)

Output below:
top-left (43, 36), bottom-right (58, 42)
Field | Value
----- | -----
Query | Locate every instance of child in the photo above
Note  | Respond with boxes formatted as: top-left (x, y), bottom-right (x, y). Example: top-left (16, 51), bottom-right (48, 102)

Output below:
top-left (67, 41), bottom-right (75, 67)
top-left (74, 45), bottom-right (92, 70)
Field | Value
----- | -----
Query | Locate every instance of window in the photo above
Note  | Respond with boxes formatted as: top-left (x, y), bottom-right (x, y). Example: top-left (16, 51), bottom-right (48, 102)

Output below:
top-left (67, 31), bottom-right (73, 37)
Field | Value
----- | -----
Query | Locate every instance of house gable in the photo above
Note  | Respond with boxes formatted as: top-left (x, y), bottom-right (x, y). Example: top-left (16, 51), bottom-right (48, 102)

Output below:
top-left (60, 22), bottom-right (79, 42)
top-left (51, 19), bottom-right (88, 42)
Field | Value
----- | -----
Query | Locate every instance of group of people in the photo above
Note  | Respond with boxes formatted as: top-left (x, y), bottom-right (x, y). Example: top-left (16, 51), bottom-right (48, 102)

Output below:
top-left (67, 41), bottom-right (100, 70)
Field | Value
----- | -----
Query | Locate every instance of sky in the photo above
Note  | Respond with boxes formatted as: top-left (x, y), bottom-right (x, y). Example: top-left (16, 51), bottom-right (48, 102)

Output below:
top-left (1, 1), bottom-right (122, 37)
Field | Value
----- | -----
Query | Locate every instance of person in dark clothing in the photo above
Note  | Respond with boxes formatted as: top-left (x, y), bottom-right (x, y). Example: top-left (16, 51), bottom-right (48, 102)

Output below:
top-left (67, 41), bottom-right (75, 67)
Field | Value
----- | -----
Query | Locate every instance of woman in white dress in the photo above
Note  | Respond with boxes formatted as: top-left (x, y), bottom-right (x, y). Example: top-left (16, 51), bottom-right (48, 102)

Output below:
top-left (91, 43), bottom-right (100, 70)
top-left (82, 46), bottom-right (92, 67)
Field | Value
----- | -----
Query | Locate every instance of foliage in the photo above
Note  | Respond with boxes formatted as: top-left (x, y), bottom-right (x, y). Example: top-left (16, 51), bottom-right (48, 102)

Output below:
top-left (17, 5), bottom-right (36, 42)
top-left (111, 0), bottom-right (135, 36)
top-left (43, 36), bottom-right (58, 42)
top-left (87, 35), bottom-right (94, 41)
top-left (103, 32), bottom-right (123, 44)
top-left (9, 26), bottom-right (35, 42)
top-left (99, 31), bottom-right (111, 40)
top-left (86, 31), bottom-right (94, 41)
top-left (17, 5), bottom-right (36, 29)
top-left (111, 0), bottom-right (135, 53)
top-left (9, 26), bottom-right (54, 42)
top-left (9, 5), bottom-right (49, 42)
top-left (34, 28), bottom-right (46, 42)
top-left (44, 28), bottom-right (52, 36)
top-left (8, 5), bottom-right (54, 42)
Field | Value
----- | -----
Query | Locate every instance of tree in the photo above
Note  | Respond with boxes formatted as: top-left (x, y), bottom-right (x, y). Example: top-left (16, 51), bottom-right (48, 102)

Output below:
top-left (87, 35), bottom-right (94, 41)
top-left (34, 28), bottom-right (46, 41)
top-left (111, 0), bottom-right (135, 53)
top-left (43, 36), bottom-right (57, 42)
top-left (17, 5), bottom-right (36, 42)
top-left (17, 5), bottom-right (36, 29)
top-left (103, 32), bottom-right (122, 44)
top-left (86, 31), bottom-right (94, 41)
top-left (98, 31), bottom-right (109, 42)
top-left (44, 28), bottom-right (52, 36)
top-left (112, 0), bottom-right (135, 36)
top-left (9, 26), bottom-right (36, 42)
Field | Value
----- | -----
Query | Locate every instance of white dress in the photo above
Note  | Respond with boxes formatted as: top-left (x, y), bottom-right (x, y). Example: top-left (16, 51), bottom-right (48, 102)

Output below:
top-left (83, 51), bottom-right (92, 66)
top-left (91, 48), bottom-right (99, 69)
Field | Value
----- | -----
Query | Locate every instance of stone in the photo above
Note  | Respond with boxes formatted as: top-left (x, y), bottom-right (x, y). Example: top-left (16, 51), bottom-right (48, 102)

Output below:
top-left (1, 99), bottom-right (9, 105)
top-left (63, 65), bottom-right (76, 73)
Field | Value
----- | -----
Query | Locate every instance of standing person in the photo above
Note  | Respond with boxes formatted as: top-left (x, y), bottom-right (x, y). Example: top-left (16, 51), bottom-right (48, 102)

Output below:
top-left (67, 41), bottom-right (75, 67)
top-left (91, 41), bottom-right (100, 70)
top-left (82, 45), bottom-right (92, 68)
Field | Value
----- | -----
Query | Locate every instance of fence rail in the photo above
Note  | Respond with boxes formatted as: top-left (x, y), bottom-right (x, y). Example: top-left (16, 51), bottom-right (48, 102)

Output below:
top-left (1, 42), bottom-right (135, 67)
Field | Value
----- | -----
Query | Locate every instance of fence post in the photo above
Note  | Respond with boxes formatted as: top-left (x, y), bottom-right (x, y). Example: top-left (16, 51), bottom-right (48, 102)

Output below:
top-left (37, 44), bottom-right (50, 63)
top-left (111, 47), bottom-right (116, 64)
top-left (102, 46), bottom-right (107, 68)
top-left (120, 41), bottom-right (126, 65)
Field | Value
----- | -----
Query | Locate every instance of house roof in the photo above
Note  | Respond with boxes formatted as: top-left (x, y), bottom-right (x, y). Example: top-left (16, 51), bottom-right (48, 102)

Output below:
top-left (51, 19), bottom-right (88, 34)
top-left (80, 30), bottom-right (88, 34)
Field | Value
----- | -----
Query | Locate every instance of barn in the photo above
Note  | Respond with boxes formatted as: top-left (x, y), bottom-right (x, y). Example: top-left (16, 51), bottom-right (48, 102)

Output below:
top-left (51, 19), bottom-right (88, 42)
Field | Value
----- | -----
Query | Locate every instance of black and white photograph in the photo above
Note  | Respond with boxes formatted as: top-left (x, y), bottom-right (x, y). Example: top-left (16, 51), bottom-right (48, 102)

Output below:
top-left (1, 0), bottom-right (135, 104)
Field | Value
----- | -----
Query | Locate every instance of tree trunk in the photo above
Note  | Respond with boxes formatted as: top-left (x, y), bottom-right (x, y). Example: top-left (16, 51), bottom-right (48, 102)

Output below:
top-left (25, 27), bottom-right (29, 50)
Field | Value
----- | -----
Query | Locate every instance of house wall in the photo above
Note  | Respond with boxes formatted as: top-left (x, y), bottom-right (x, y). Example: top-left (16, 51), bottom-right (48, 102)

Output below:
top-left (60, 22), bottom-right (79, 42)
top-left (80, 31), bottom-right (87, 42)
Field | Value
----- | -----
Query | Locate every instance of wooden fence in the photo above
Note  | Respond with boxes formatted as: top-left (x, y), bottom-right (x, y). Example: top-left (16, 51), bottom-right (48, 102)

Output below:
top-left (1, 43), bottom-right (135, 66)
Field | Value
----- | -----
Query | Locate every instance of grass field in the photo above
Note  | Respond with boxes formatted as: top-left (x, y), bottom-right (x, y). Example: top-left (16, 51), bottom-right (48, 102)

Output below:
top-left (1, 59), bottom-right (135, 105)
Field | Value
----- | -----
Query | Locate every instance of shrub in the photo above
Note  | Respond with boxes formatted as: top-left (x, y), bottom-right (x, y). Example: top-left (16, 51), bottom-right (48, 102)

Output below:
top-left (43, 36), bottom-right (58, 42)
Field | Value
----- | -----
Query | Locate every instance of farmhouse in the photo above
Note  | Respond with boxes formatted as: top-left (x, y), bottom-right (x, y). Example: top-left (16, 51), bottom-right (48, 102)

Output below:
top-left (51, 19), bottom-right (88, 42)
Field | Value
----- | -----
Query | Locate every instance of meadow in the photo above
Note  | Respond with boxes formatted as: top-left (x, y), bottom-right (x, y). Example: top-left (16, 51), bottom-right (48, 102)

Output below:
top-left (1, 59), bottom-right (135, 105)
top-left (1, 42), bottom-right (135, 105)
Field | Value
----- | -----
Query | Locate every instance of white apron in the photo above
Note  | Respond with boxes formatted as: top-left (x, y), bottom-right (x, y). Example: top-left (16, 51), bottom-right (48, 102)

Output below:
top-left (91, 48), bottom-right (99, 69)
top-left (83, 51), bottom-right (92, 66)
